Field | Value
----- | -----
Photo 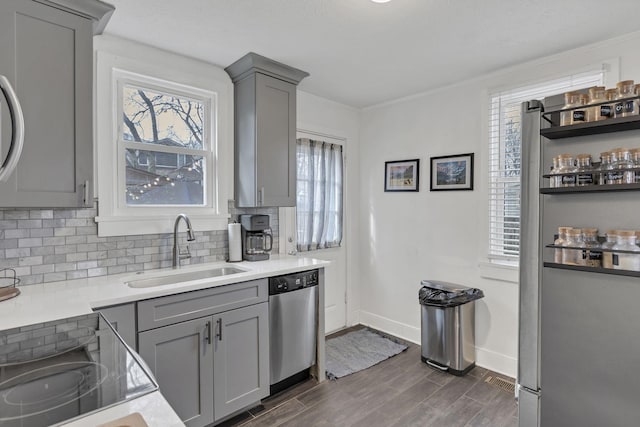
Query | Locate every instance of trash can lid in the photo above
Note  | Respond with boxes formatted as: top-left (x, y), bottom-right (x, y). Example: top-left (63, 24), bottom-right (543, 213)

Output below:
top-left (419, 280), bottom-right (484, 307)
top-left (420, 280), bottom-right (470, 296)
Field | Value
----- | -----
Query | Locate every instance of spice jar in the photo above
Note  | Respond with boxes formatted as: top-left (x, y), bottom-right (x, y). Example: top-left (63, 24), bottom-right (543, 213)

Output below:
top-left (549, 156), bottom-right (560, 188)
top-left (609, 148), bottom-right (635, 184)
top-left (572, 94), bottom-right (588, 124)
top-left (602, 230), bottom-right (618, 269)
top-left (612, 230), bottom-right (640, 271)
top-left (560, 92), bottom-right (581, 126)
top-left (579, 228), bottom-right (602, 267)
top-left (630, 147), bottom-right (640, 183)
top-left (556, 154), bottom-right (577, 187)
top-left (614, 80), bottom-right (637, 118)
top-left (554, 226), bottom-right (573, 263)
top-left (575, 154), bottom-right (595, 186)
top-left (587, 86), bottom-right (607, 122)
top-left (562, 228), bottom-right (582, 265)
top-left (604, 88), bottom-right (617, 119)
top-left (598, 151), bottom-right (611, 185)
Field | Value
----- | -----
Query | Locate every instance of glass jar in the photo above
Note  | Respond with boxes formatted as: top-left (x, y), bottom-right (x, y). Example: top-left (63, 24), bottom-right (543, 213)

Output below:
top-left (549, 156), bottom-right (560, 188)
top-left (572, 94), bottom-right (588, 124)
top-left (609, 148), bottom-right (635, 184)
top-left (556, 154), bottom-right (577, 187)
top-left (602, 230), bottom-right (618, 269)
top-left (630, 148), bottom-right (640, 183)
top-left (579, 228), bottom-right (602, 267)
top-left (560, 91), bottom-right (581, 126)
top-left (575, 154), bottom-right (594, 186)
top-left (587, 86), bottom-right (607, 122)
top-left (598, 151), bottom-right (611, 185)
top-left (604, 88), bottom-right (617, 119)
top-left (562, 228), bottom-right (582, 265)
top-left (614, 80), bottom-right (637, 118)
top-left (611, 230), bottom-right (640, 271)
top-left (554, 226), bottom-right (572, 263)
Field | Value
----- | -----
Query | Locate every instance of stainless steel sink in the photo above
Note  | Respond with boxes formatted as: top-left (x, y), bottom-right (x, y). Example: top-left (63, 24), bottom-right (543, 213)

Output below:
top-left (126, 266), bottom-right (247, 288)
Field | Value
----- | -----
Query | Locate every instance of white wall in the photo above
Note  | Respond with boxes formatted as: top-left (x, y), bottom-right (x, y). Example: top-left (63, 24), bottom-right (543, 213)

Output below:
top-left (357, 31), bottom-right (640, 377)
top-left (297, 91), bottom-right (361, 327)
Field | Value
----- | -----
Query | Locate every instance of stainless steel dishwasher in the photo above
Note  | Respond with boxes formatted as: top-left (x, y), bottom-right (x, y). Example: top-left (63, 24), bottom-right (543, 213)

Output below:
top-left (269, 269), bottom-right (318, 395)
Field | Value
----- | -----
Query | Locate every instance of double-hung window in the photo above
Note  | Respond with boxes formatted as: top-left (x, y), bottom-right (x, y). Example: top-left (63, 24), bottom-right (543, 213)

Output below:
top-left (488, 70), bottom-right (606, 264)
top-left (95, 40), bottom-right (232, 236)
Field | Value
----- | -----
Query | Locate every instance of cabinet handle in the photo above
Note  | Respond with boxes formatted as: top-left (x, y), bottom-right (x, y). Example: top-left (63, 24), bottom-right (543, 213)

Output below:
top-left (0, 75), bottom-right (25, 182)
top-left (83, 180), bottom-right (90, 206)
top-left (205, 321), bottom-right (212, 345)
top-left (216, 318), bottom-right (222, 341)
top-left (258, 187), bottom-right (265, 206)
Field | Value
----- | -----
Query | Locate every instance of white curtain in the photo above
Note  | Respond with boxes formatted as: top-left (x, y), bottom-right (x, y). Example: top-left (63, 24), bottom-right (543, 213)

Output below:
top-left (296, 138), bottom-right (343, 252)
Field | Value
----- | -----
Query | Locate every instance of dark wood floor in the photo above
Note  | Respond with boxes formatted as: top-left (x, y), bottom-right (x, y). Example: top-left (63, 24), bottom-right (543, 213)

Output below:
top-left (220, 327), bottom-right (518, 427)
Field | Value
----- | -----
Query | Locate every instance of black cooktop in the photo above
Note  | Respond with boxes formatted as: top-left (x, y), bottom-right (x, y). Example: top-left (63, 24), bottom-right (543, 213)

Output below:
top-left (0, 313), bottom-right (157, 427)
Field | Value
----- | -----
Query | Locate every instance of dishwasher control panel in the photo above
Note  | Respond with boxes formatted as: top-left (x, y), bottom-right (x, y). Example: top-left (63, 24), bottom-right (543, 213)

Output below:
top-left (269, 269), bottom-right (319, 295)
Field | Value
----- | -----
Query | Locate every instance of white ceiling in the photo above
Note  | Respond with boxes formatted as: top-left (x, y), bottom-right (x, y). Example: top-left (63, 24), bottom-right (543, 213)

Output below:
top-left (104, 0), bottom-right (640, 108)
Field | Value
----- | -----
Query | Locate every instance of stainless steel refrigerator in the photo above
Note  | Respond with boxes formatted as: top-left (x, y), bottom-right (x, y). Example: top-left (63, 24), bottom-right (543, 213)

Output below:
top-left (517, 97), bottom-right (640, 427)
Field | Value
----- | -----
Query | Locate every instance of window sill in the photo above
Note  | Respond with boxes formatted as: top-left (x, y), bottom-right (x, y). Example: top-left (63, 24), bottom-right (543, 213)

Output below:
top-left (479, 260), bottom-right (519, 284)
top-left (95, 214), bottom-right (230, 237)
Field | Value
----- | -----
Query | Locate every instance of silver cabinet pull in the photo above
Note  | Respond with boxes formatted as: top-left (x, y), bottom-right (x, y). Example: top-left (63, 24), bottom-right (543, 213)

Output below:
top-left (83, 180), bottom-right (90, 206)
top-left (216, 318), bottom-right (222, 341)
top-left (258, 187), bottom-right (265, 206)
top-left (0, 75), bottom-right (25, 182)
top-left (205, 320), bottom-right (212, 344)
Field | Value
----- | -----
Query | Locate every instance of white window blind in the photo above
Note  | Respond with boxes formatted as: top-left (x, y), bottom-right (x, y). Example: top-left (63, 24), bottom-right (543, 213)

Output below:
top-left (488, 70), bottom-right (605, 263)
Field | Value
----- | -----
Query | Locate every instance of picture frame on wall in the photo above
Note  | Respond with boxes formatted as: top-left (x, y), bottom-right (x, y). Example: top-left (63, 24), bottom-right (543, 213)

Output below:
top-left (384, 159), bottom-right (420, 192)
top-left (430, 153), bottom-right (474, 191)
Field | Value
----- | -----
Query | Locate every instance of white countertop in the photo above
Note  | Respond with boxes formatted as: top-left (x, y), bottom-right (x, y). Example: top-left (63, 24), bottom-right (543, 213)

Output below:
top-left (0, 255), bottom-right (329, 330)
top-left (62, 391), bottom-right (184, 427)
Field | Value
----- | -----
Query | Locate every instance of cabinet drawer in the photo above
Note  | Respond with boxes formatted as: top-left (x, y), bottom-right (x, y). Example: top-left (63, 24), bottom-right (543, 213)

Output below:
top-left (137, 279), bottom-right (268, 331)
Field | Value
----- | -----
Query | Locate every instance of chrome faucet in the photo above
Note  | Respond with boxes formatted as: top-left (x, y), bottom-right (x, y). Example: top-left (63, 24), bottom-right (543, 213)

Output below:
top-left (173, 214), bottom-right (196, 268)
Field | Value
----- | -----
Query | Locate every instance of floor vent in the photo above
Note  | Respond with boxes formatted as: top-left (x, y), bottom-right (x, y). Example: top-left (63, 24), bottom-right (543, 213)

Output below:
top-left (485, 375), bottom-right (516, 393)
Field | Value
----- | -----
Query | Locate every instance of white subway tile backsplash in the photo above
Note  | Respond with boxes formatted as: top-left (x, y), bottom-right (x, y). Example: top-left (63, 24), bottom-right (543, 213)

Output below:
top-left (1, 202), bottom-right (278, 285)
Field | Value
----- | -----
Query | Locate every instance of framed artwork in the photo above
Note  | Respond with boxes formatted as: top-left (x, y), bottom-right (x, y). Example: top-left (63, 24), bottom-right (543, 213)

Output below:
top-left (384, 159), bottom-right (420, 192)
top-left (430, 153), bottom-right (474, 191)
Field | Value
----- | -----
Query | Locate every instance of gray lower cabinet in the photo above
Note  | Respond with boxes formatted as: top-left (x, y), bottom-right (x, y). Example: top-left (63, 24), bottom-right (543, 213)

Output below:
top-left (96, 303), bottom-right (137, 350)
top-left (213, 302), bottom-right (269, 421)
top-left (137, 293), bottom-right (269, 426)
top-left (0, 0), bottom-right (110, 207)
top-left (138, 317), bottom-right (215, 427)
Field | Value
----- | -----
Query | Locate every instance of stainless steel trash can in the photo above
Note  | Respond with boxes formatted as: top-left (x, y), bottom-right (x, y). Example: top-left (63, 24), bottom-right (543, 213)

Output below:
top-left (419, 280), bottom-right (484, 376)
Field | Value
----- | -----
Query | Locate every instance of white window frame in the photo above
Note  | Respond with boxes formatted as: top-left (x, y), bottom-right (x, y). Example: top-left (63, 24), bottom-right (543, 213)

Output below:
top-left (486, 65), bottom-right (616, 271)
top-left (116, 74), bottom-right (213, 208)
top-left (94, 36), bottom-right (232, 236)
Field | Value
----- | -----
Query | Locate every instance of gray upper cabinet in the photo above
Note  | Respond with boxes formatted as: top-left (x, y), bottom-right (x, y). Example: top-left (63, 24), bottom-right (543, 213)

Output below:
top-left (138, 316), bottom-right (215, 427)
top-left (214, 302), bottom-right (269, 421)
top-left (0, 0), bottom-right (113, 207)
top-left (225, 53), bottom-right (308, 207)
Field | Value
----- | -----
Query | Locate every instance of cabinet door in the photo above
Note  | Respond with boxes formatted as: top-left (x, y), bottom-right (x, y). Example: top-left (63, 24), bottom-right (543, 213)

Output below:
top-left (255, 74), bottom-right (296, 207)
top-left (97, 303), bottom-right (137, 350)
top-left (0, 0), bottom-right (92, 207)
top-left (138, 317), bottom-right (214, 427)
top-left (213, 302), bottom-right (269, 421)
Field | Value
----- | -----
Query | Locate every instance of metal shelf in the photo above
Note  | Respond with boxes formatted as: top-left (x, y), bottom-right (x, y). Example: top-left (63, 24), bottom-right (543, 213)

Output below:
top-left (540, 183), bottom-right (640, 194)
top-left (540, 114), bottom-right (640, 139)
top-left (545, 244), bottom-right (640, 255)
top-left (543, 262), bottom-right (640, 278)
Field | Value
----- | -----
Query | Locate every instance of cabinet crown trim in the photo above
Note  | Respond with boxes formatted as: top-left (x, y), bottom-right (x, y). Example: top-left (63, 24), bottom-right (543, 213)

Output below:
top-left (34, 0), bottom-right (114, 34)
top-left (225, 52), bottom-right (309, 85)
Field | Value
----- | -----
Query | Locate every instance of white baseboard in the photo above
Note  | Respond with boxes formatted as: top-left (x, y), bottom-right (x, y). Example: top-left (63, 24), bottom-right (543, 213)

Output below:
top-left (358, 310), bottom-right (421, 344)
top-left (357, 310), bottom-right (517, 378)
top-left (475, 347), bottom-right (517, 378)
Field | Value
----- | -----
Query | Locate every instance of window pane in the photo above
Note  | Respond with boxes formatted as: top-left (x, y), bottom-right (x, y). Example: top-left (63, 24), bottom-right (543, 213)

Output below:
top-left (122, 85), bottom-right (204, 150)
top-left (125, 148), bottom-right (204, 205)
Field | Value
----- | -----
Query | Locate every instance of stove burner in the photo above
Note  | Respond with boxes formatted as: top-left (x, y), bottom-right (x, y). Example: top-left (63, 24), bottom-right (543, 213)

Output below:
top-left (0, 361), bottom-right (108, 422)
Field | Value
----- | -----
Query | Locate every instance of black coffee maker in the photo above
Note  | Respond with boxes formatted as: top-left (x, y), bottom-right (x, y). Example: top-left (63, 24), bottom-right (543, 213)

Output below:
top-left (240, 215), bottom-right (273, 261)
